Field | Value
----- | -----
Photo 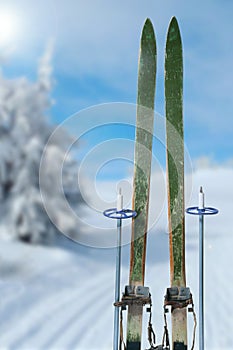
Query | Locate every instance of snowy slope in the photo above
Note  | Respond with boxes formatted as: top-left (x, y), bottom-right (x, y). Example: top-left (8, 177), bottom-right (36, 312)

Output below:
top-left (0, 168), bottom-right (232, 350)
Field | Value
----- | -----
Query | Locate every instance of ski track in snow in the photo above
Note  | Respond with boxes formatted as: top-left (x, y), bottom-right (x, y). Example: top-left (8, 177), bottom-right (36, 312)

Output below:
top-left (1, 256), bottom-right (113, 350)
top-left (9, 274), bottom-right (108, 348)
top-left (0, 169), bottom-right (233, 350)
top-left (1, 236), bottom-right (232, 350)
top-left (204, 234), bottom-right (233, 349)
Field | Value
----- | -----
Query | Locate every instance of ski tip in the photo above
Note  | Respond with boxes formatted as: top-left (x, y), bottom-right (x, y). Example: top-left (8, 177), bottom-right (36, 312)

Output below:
top-left (141, 17), bottom-right (156, 47)
top-left (166, 16), bottom-right (181, 44)
top-left (200, 186), bottom-right (203, 193)
top-left (144, 17), bottom-right (153, 28)
top-left (169, 16), bottom-right (179, 29)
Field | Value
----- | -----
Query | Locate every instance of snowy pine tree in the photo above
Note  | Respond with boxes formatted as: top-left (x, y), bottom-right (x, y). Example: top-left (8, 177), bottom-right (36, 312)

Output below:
top-left (0, 45), bottom-right (82, 244)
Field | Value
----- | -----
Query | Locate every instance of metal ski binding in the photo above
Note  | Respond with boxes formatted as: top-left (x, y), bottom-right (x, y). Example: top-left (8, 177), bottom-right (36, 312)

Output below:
top-left (124, 285), bottom-right (150, 297)
top-left (164, 286), bottom-right (193, 309)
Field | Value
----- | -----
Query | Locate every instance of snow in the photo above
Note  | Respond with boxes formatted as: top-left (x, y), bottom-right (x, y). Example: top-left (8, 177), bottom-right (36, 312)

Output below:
top-left (0, 167), bottom-right (232, 349)
top-left (0, 49), bottom-right (83, 244)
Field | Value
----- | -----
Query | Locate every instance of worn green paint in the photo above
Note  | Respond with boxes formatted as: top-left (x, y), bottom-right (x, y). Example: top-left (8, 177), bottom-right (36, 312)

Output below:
top-left (127, 304), bottom-right (142, 344)
top-left (126, 18), bottom-right (156, 349)
top-left (129, 18), bottom-right (156, 285)
top-left (165, 16), bottom-right (185, 286)
top-left (165, 17), bottom-right (187, 349)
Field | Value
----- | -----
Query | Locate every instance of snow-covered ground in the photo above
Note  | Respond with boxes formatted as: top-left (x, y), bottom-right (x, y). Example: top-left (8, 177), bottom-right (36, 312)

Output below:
top-left (0, 167), bottom-right (232, 350)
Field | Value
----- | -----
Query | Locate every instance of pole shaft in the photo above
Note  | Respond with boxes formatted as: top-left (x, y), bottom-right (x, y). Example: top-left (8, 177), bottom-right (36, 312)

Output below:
top-left (199, 214), bottom-right (204, 350)
top-left (113, 218), bottom-right (122, 350)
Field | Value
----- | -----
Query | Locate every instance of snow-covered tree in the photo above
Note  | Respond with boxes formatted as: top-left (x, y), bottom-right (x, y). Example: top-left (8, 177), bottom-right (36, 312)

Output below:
top-left (0, 45), bottom-right (82, 244)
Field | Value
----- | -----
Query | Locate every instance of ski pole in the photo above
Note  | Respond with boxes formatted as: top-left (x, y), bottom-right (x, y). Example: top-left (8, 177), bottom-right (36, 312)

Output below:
top-left (114, 189), bottom-right (123, 350)
top-left (199, 187), bottom-right (204, 350)
top-left (103, 190), bottom-right (137, 350)
top-left (186, 187), bottom-right (218, 350)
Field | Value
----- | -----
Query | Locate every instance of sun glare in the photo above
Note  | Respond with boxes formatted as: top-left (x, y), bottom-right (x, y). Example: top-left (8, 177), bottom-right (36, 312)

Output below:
top-left (0, 10), bottom-right (19, 46)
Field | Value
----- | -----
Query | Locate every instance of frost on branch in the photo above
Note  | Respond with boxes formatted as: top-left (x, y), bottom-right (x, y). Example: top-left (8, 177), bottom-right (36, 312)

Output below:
top-left (0, 47), bottom-right (82, 244)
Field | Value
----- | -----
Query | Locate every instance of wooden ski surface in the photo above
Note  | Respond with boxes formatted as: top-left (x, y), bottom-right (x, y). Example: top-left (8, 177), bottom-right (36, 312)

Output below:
top-left (126, 18), bottom-right (156, 349)
top-left (165, 17), bottom-right (187, 349)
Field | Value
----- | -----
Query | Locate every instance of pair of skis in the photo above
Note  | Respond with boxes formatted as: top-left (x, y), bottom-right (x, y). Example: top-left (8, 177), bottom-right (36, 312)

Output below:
top-left (123, 17), bottom-right (193, 350)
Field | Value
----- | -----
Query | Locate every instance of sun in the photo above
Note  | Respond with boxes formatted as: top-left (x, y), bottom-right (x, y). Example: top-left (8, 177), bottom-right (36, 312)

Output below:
top-left (0, 9), bottom-right (19, 46)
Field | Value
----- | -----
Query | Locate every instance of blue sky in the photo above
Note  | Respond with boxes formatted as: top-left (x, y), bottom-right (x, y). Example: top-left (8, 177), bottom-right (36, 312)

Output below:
top-left (1, 0), bottom-right (233, 179)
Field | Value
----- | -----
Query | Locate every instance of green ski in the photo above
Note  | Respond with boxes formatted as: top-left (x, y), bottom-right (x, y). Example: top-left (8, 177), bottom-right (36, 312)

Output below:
top-left (125, 18), bottom-right (156, 350)
top-left (165, 17), bottom-right (194, 350)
